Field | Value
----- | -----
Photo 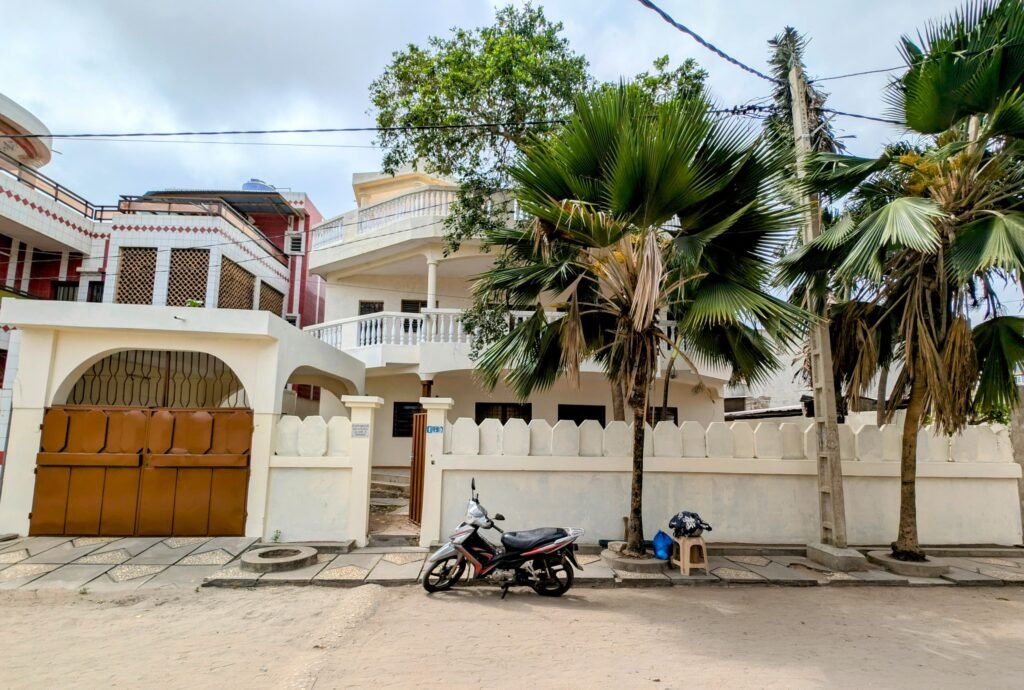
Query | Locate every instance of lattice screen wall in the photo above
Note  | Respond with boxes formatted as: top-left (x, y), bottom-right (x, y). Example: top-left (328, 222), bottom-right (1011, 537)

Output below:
top-left (166, 248), bottom-right (210, 306)
top-left (259, 282), bottom-right (285, 316)
top-left (217, 257), bottom-right (255, 310)
top-left (114, 247), bottom-right (158, 305)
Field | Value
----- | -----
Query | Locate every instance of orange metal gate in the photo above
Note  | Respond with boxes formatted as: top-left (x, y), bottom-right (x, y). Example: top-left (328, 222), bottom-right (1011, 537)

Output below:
top-left (408, 412), bottom-right (427, 525)
top-left (29, 407), bottom-right (253, 537)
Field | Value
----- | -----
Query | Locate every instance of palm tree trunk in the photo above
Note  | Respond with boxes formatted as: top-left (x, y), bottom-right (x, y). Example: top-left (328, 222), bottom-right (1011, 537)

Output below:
top-left (611, 379), bottom-right (625, 421)
top-left (625, 363), bottom-right (650, 556)
top-left (894, 357), bottom-right (927, 561)
top-left (876, 366), bottom-right (889, 427)
top-left (660, 361), bottom-right (673, 422)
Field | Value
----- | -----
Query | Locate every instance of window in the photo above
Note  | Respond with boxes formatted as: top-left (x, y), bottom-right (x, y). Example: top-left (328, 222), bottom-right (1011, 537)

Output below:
top-left (393, 401), bottom-right (422, 437)
top-left (86, 281), bottom-right (104, 303)
top-left (558, 404), bottom-right (606, 426)
top-left (401, 299), bottom-right (427, 333)
top-left (647, 406), bottom-right (678, 424)
top-left (475, 402), bottom-right (532, 424)
top-left (359, 301), bottom-right (384, 315)
top-left (52, 281), bottom-right (79, 302)
top-left (724, 397), bottom-right (746, 413)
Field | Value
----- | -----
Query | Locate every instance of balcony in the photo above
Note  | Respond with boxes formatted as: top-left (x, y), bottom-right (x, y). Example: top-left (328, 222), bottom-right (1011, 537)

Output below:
top-left (306, 308), bottom-right (729, 381)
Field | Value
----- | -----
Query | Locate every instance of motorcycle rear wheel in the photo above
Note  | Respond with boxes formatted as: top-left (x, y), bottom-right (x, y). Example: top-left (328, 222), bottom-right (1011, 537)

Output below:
top-left (422, 556), bottom-right (465, 593)
top-left (531, 556), bottom-right (574, 597)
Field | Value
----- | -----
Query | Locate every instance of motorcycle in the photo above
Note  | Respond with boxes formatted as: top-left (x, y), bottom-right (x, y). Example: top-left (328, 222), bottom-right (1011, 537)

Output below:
top-left (423, 478), bottom-right (585, 598)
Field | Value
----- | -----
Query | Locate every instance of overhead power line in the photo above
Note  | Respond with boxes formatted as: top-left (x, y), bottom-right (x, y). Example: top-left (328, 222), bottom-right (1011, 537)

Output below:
top-left (823, 108), bottom-right (903, 125)
top-left (811, 66), bottom-right (904, 82)
top-left (634, 0), bottom-right (780, 84)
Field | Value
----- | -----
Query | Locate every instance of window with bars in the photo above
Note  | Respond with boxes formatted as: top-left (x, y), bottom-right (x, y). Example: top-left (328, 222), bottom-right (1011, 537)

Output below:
top-left (401, 299), bottom-right (427, 333)
top-left (259, 282), bottom-right (285, 315)
top-left (166, 248), bottom-right (210, 307)
top-left (474, 402), bottom-right (532, 424)
top-left (393, 401), bottom-right (422, 437)
top-left (217, 257), bottom-right (255, 310)
top-left (87, 281), bottom-right (105, 303)
top-left (724, 397), bottom-right (746, 413)
top-left (558, 404), bottom-right (606, 426)
top-left (52, 281), bottom-right (79, 302)
top-left (359, 301), bottom-right (384, 315)
top-left (115, 247), bottom-right (158, 305)
top-left (647, 406), bottom-right (678, 424)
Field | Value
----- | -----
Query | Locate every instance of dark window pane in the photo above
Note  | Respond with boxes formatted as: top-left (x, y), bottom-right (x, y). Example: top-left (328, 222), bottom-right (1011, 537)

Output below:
top-left (53, 281), bottom-right (79, 302)
top-left (647, 406), bottom-right (678, 424)
top-left (393, 401), bottom-right (422, 437)
top-left (724, 397), bottom-right (746, 413)
top-left (87, 281), bottom-right (104, 303)
top-left (557, 404), bottom-right (606, 426)
top-left (359, 301), bottom-right (384, 315)
top-left (475, 402), bottom-right (532, 424)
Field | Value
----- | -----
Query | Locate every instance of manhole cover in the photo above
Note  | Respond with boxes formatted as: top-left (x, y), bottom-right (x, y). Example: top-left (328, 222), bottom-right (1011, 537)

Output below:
top-left (240, 546), bottom-right (319, 573)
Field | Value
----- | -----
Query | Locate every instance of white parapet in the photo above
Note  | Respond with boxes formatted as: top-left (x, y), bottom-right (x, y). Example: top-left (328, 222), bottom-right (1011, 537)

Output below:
top-left (680, 421), bottom-right (706, 458)
top-left (297, 416), bottom-right (328, 457)
top-left (854, 424), bottom-right (882, 462)
top-left (552, 420), bottom-right (579, 456)
top-left (653, 421), bottom-right (682, 458)
top-left (478, 418), bottom-right (503, 456)
top-left (451, 418), bottom-right (479, 455)
top-left (779, 422), bottom-right (807, 459)
top-left (528, 419), bottom-right (552, 456)
top-left (502, 418), bottom-right (530, 456)
top-left (730, 421), bottom-right (755, 458)
top-left (327, 417), bottom-right (352, 456)
top-left (275, 415), bottom-right (301, 456)
top-left (753, 423), bottom-right (782, 459)
top-left (706, 422), bottom-right (734, 458)
top-left (603, 421), bottom-right (630, 457)
top-left (579, 419), bottom-right (604, 457)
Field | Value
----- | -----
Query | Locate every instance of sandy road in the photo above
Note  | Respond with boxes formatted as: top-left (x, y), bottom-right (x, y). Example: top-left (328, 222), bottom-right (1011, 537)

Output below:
top-left (1, 585), bottom-right (1023, 689)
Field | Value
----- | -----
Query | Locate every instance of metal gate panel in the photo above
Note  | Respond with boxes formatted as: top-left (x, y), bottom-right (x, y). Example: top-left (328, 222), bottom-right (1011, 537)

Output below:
top-left (136, 468), bottom-right (177, 536)
top-left (172, 469), bottom-right (213, 536)
top-left (99, 468), bottom-right (141, 536)
top-left (209, 470), bottom-right (248, 535)
top-left (29, 467), bottom-right (71, 535)
top-left (64, 468), bottom-right (105, 535)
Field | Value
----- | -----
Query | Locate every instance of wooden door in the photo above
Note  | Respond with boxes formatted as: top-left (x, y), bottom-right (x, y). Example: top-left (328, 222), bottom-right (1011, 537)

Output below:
top-left (408, 412), bottom-right (427, 525)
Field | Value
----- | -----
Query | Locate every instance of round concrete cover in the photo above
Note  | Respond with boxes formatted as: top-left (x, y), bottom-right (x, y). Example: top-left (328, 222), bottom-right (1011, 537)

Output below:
top-left (241, 546), bottom-right (319, 573)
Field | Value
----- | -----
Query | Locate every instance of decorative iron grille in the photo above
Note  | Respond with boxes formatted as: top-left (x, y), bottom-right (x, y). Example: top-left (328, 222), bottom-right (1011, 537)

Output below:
top-left (114, 247), bottom-right (157, 305)
top-left (217, 257), bottom-right (255, 310)
top-left (66, 349), bottom-right (249, 408)
top-left (166, 248), bottom-right (210, 306)
top-left (259, 282), bottom-right (284, 316)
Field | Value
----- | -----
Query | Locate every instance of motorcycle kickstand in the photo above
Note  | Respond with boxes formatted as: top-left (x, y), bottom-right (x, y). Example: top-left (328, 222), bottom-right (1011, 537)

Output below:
top-left (500, 583), bottom-right (510, 600)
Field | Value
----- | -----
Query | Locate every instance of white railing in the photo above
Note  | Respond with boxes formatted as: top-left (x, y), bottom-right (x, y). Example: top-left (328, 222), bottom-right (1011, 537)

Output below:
top-left (357, 187), bottom-right (457, 236)
top-left (311, 218), bottom-right (345, 250)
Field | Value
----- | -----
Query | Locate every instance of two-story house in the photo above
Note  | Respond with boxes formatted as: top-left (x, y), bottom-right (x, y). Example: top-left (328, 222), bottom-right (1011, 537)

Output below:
top-left (306, 169), bottom-right (732, 466)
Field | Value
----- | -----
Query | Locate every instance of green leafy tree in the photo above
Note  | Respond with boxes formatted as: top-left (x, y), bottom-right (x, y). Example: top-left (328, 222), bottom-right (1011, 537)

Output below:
top-left (475, 85), bottom-right (804, 556)
top-left (779, 0), bottom-right (1024, 561)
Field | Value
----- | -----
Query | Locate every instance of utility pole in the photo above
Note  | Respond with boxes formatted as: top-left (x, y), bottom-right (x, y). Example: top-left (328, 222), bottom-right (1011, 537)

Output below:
top-left (788, 64), bottom-right (849, 550)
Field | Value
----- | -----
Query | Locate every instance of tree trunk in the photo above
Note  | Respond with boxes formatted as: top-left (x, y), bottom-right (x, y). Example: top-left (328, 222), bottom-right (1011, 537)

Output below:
top-left (626, 402), bottom-right (646, 555)
top-left (611, 379), bottom-right (625, 422)
top-left (876, 366), bottom-right (889, 427)
top-left (660, 362), bottom-right (673, 423)
top-left (894, 358), bottom-right (927, 561)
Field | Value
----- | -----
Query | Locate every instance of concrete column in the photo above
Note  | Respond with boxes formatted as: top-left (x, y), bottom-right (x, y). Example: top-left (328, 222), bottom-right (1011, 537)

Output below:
top-left (342, 395), bottom-right (385, 546)
top-left (418, 397), bottom-right (454, 546)
top-left (5, 239), bottom-right (19, 288)
top-left (206, 249), bottom-right (222, 308)
top-left (152, 248), bottom-right (171, 306)
top-left (18, 246), bottom-right (32, 293)
top-left (1010, 385), bottom-right (1024, 526)
top-left (426, 259), bottom-right (438, 308)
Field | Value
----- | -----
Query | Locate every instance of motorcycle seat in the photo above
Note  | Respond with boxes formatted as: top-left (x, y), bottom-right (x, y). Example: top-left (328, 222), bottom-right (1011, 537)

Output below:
top-left (501, 527), bottom-right (568, 552)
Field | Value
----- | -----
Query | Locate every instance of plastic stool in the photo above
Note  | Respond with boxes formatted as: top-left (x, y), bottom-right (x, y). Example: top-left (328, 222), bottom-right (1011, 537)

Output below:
top-left (671, 536), bottom-right (709, 576)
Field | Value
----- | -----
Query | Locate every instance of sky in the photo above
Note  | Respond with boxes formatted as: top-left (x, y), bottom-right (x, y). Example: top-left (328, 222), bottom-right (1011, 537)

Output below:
top-left (2, 0), bottom-right (970, 221)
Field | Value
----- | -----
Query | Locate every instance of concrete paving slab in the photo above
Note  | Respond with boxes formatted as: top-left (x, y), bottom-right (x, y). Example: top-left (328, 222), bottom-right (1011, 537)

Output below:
top-left (23, 540), bottom-right (107, 564)
top-left (2, 537), bottom-right (72, 557)
top-left (942, 567), bottom-right (1004, 586)
top-left (613, 570), bottom-right (671, 587)
top-left (575, 561), bottom-right (616, 587)
top-left (190, 537), bottom-right (257, 557)
top-left (711, 566), bottom-right (767, 583)
top-left (105, 564), bottom-right (167, 585)
top-left (852, 568), bottom-right (909, 585)
top-left (735, 561), bottom-right (819, 586)
top-left (0, 563), bottom-right (59, 589)
top-left (258, 555), bottom-right (332, 586)
top-left (178, 549), bottom-right (234, 566)
top-left (28, 564), bottom-right (114, 591)
top-left (366, 556), bottom-right (426, 585)
top-left (203, 565), bottom-right (262, 588)
top-left (73, 548), bottom-right (132, 565)
top-left (967, 557), bottom-right (1024, 569)
top-left (82, 570), bottom-right (163, 592)
top-left (326, 553), bottom-right (383, 570)
top-left (127, 540), bottom-right (208, 565)
top-left (140, 565), bottom-right (222, 590)
top-left (0, 548), bottom-right (29, 565)
top-left (313, 564), bottom-right (371, 587)
top-left (976, 566), bottom-right (1024, 583)
top-left (664, 568), bottom-right (719, 585)
top-left (91, 537), bottom-right (163, 557)
top-left (906, 576), bottom-right (954, 586)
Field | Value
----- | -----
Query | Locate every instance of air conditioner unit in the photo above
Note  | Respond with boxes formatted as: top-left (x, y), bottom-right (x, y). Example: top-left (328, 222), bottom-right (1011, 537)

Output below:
top-left (284, 313), bottom-right (300, 326)
top-left (284, 232), bottom-right (305, 256)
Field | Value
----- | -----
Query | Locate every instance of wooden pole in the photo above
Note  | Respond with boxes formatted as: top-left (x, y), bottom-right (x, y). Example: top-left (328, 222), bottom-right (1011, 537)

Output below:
top-left (788, 64), bottom-right (849, 548)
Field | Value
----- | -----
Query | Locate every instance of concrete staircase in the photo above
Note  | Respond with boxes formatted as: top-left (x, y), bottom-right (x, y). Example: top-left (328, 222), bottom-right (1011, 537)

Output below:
top-left (368, 469), bottom-right (418, 547)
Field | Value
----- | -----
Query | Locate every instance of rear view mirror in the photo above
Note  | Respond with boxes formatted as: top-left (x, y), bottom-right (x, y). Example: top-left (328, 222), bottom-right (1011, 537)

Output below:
top-left (493, 513), bottom-right (505, 521)
top-left (471, 477), bottom-right (476, 491)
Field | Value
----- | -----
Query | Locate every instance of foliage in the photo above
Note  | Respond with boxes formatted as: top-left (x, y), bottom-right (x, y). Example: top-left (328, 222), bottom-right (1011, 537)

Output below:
top-left (474, 85), bottom-right (804, 554)
top-left (778, 0), bottom-right (1024, 558)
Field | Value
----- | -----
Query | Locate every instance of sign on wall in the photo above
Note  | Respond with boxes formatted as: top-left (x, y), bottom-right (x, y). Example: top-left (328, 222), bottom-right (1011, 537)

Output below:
top-left (352, 423), bottom-right (370, 438)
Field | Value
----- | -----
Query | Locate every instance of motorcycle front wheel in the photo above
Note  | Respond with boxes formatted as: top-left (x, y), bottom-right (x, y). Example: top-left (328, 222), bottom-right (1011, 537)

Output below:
top-left (422, 556), bottom-right (465, 593)
top-left (531, 556), bottom-right (574, 597)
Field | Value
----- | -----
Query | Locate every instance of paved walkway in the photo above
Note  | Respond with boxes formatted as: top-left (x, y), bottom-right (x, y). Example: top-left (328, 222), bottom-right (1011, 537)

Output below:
top-left (3, 536), bottom-right (1024, 590)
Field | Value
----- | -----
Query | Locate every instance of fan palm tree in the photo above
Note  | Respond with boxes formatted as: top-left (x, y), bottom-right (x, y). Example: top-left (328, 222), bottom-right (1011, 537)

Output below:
top-left (780, 0), bottom-right (1024, 561)
top-left (474, 84), bottom-right (805, 556)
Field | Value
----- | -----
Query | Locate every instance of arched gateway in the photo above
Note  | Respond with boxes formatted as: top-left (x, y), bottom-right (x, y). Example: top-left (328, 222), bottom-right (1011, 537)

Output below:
top-left (29, 349), bottom-right (254, 537)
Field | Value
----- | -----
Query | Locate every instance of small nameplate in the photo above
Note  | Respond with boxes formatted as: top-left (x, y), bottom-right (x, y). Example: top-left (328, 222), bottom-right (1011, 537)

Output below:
top-left (426, 425), bottom-right (444, 434)
top-left (351, 423), bottom-right (370, 438)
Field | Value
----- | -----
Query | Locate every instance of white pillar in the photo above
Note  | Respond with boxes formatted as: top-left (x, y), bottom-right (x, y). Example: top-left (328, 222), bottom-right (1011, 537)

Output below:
top-left (426, 258), bottom-right (438, 308)
top-left (152, 247), bottom-right (171, 306)
top-left (5, 239), bottom-right (19, 288)
top-left (418, 397), bottom-right (454, 547)
top-left (342, 395), bottom-right (385, 547)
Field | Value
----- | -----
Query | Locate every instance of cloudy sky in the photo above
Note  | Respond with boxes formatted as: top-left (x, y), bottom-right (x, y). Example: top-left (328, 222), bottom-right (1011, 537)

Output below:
top-left (4, 0), bottom-right (967, 221)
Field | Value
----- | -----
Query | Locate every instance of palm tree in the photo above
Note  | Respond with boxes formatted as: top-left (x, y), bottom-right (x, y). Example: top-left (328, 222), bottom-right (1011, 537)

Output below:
top-left (780, 0), bottom-right (1024, 561)
top-left (474, 84), bottom-right (805, 556)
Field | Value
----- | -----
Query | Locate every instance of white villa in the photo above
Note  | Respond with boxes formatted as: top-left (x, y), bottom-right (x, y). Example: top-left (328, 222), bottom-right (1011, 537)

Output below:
top-left (305, 169), bottom-right (730, 466)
